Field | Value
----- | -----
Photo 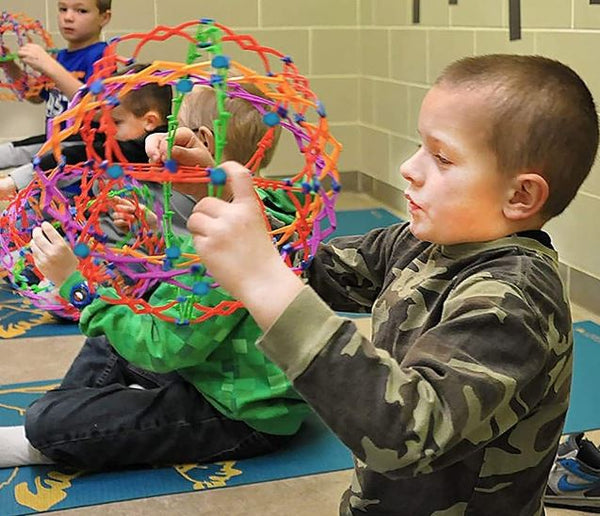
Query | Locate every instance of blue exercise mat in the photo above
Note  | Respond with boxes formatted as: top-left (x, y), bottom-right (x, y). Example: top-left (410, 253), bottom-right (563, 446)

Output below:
top-left (0, 283), bottom-right (80, 339)
top-left (563, 320), bottom-right (600, 434)
top-left (0, 379), bottom-right (353, 515)
top-left (328, 208), bottom-right (403, 240)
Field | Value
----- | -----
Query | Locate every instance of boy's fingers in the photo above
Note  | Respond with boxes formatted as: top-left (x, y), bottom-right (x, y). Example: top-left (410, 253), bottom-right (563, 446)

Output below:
top-left (220, 161), bottom-right (256, 203)
top-left (40, 221), bottom-right (63, 244)
top-left (173, 127), bottom-right (198, 148)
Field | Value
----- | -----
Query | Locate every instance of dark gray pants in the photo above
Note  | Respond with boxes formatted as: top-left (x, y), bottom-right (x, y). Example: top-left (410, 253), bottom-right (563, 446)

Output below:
top-left (25, 335), bottom-right (288, 470)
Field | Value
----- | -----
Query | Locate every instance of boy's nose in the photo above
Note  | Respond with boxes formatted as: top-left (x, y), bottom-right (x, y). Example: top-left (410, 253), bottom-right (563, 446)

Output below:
top-left (399, 148), bottom-right (424, 185)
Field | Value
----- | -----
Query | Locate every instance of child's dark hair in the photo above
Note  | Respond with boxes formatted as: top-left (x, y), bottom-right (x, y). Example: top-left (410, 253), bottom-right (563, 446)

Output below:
top-left (96, 0), bottom-right (112, 13)
top-left (178, 84), bottom-right (282, 169)
top-left (115, 64), bottom-right (173, 125)
top-left (436, 54), bottom-right (599, 219)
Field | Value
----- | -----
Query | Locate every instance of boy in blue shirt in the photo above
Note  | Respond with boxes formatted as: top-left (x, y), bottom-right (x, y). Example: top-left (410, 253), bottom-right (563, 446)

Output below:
top-left (0, 0), bottom-right (111, 169)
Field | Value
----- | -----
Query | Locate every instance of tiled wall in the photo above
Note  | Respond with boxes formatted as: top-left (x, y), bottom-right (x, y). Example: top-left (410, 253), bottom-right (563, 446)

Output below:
top-left (1, 0), bottom-right (599, 313)
top-left (357, 0), bottom-right (600, 314)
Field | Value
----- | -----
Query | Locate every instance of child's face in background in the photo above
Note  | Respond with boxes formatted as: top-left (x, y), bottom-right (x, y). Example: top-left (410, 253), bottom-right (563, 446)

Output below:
top-left (400, 84), bottom-right (512, 245)
top-left (57, 0), bottom-right (110, 50)
top-left (111, 105), bottom-right (147, 141)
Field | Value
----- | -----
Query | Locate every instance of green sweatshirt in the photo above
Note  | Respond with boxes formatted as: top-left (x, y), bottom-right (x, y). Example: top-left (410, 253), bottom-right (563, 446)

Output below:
top-left (59, 189), bottom-right (310, 436)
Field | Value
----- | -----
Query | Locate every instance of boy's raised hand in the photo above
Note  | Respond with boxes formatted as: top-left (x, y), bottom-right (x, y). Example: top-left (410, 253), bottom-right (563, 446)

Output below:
top-left (187, 162), bottom-right (303, 330)
top-left (17, 43), bottom-right (55, 76)
top-left (31, 221), bottom-right (78, 287)
top-left (146, 128), bottom-right (214, 168)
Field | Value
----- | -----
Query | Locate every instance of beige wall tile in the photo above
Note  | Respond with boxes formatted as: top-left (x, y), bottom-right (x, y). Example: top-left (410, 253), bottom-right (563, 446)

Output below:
top-left (372, 80), bottom-right (408, 134)
top-left (308, 77), bottom-right (358, 123)
top-left (360, 126), bottom-right (389, 181)
top-left (407, 86), bottom-right (427, 139)
top-left (107, 0), bottom-right (156, 32)
top-left (574, 0), bottom-right (600, 30)
top-left (428, 30), bottom-right (474, 83)
top-left (157, 0), bottom-right (259, 29)
top-left (581, 164), bottom-right (600, 198)
top-left (388, 135), bottom-right (414, 192)
top-left (243, 29), bottom-right (310, 77)
top-left (450, 0), bottom-right (504, 28)
top-left (372, 0), bottom-right (410, 27)
top-left (361, 29), bottom-right (389, 78)
top-left (570, 268), bottom-right (600, 315)
top-left (105, 30), bottom-right (194, 63)
top-left (420, 0), bottom-right (450, 27)
top-left (546, 192), bottom-right (600, 278)
top-left (360, 0), bottom-right (374, 26)
top-left (359, 78), bottom-right (375, 125)
top-left (262, 127), bottom-right (308, 177)
top-left (475, 30), bottom-right (535, 55)
top-left (536, 32), bottom-right (600, 105)
top-left (522, 0), bottom-right (571, 29)
top-left (0, 102), bottom-right (46, 142)
top-left (390, 29), bottom-right (427, 84)
top-left (261, 0), bottom-right (357, 27)
top-left (329, 124), bottom-right (359, 172)
top-left (312, 29), bottom-right (360, 75)
top-left (3, 1), bottom-right (47, 26)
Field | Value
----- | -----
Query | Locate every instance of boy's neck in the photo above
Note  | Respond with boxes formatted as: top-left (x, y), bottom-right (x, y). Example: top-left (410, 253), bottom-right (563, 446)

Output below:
top-left (66, 36), bottom-right (102, 52)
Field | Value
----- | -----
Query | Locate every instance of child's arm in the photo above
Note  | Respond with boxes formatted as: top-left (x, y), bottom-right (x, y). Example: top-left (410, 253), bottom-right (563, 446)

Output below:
top-left (30, 221), bottom-right (245, 372)
top-left (18, 43), bottom-right (83, 101)
top-left (187, 161), bottom-right (303, 330)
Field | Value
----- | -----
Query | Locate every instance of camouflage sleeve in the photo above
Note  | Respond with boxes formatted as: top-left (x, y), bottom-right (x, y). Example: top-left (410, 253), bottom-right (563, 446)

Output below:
top-left (308, 222), bottom-right (415, 312)
top-left (258, 272), bottom-right (569, 479)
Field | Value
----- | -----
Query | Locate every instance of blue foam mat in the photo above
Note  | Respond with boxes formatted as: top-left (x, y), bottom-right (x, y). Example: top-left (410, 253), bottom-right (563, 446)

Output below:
top-left (0, 379), bottom-right (352, 514)
top-left (0, 283), bottom-right (80, 339)
top-left (328, 208), bottom-right (403, 240)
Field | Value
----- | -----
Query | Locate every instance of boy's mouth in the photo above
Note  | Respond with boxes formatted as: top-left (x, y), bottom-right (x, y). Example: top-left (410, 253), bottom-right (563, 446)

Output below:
top-left (405, 194), bottom-right (422, 212)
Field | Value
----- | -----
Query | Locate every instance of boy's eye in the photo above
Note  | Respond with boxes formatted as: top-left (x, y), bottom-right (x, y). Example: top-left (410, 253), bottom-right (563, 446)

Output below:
top-left (435, 153), bottom-right (452, 166)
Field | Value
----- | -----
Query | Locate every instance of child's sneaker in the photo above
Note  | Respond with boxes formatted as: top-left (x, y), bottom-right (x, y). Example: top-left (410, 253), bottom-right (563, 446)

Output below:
top-left (545, 433), bottom-right (600, 512)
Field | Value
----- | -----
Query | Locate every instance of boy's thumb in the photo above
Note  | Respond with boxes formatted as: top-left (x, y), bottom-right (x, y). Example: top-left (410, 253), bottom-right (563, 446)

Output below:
top-left (220, 161), bottom-right (255, 202)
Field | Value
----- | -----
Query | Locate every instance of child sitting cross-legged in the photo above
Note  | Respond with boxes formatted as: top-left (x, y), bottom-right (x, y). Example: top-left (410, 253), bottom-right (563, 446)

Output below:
top-left (0, 93), bottom-right (310, 469)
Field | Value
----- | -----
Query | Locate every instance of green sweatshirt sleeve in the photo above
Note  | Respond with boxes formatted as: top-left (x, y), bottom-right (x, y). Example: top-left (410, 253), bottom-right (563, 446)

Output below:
top-left (59, 262), bottom-right (247, 374)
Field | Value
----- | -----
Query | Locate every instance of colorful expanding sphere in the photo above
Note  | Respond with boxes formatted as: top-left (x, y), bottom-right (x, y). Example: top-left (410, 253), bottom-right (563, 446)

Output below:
top-left (0, 19), bottom-right (342, 324)
top-left (0, 11), bottom-right (55, 101)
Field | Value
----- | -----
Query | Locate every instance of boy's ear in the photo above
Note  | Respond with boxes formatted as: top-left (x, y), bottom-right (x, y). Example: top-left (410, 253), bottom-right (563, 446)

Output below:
top-left (142, 111), bottom-right (162, 132)
top-left (196, 126), bottom-right (215, 157)
top-left (503, 172), bottom-right (549, 221)
top-left (100, 9), bottom-right (112, 29)
top-left (100, 10), bottom-right (112, 29)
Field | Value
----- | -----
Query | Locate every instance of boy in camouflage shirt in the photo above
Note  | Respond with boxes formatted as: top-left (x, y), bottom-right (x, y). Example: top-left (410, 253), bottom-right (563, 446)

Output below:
top-left (187, 54), bottom-right (597, 515)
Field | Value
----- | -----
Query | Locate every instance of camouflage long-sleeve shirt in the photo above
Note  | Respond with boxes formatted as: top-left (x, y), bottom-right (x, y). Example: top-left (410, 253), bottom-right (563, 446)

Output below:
top-left (258, 222), bottom-right (572, 515)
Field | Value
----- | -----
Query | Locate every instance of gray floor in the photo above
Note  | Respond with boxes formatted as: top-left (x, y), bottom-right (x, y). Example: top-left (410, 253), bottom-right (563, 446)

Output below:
top-left (1, 188), bottom-right (599, 515)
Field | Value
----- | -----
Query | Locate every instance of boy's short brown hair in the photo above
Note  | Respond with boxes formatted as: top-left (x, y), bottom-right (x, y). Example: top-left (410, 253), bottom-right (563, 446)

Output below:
top-left (436, 54), bottom-right (598, 218)
top-left (178, 84), bottom-right (281, 169)
top-left (96, 0), bottom-right (111, 13)
top-left (116, 64), bottom-right (173, 125)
